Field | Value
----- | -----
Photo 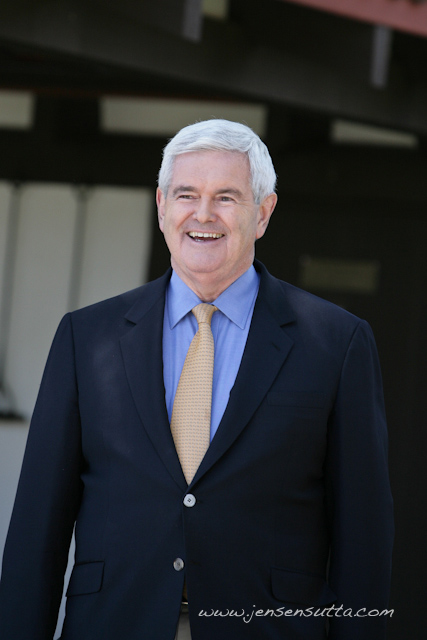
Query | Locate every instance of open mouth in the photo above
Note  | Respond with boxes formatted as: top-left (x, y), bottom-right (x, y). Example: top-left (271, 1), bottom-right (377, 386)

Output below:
top-left (187, 231), bottom-right (225, 242)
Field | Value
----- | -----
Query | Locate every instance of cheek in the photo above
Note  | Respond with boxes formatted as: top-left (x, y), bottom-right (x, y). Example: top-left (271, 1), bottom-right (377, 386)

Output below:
top-left (164, 207), bottom-right (188, 233)
top-left (161, 213), bottom-right (177, 237)
top-left (236, 219), bottom-right (257, 246)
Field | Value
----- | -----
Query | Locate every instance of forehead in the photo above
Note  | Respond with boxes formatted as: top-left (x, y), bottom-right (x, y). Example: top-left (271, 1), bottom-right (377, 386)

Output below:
top-left (170, 150), bottom-right (251, 189)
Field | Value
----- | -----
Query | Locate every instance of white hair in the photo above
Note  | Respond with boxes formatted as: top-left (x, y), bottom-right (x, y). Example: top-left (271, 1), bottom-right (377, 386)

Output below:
top-left (158, 119), bottom-right (277, 205)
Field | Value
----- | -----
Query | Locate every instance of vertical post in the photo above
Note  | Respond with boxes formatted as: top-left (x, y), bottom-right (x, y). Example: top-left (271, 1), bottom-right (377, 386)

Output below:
top-left (370, 25), bottom-right (393, 88)
top-left (0, 183), bottom-right (21, 416)
top-left (67, 185), bottom-right (88, 312)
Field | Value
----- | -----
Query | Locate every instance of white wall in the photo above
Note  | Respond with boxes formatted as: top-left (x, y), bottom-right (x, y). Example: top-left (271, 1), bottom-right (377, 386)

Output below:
top-left (3, 184), bottom-right (77, 417)
top-left (0, 184), bottom-right (12, 399)
top-left (1, 181), bottom-right (153, 418)
top-left (77, 186), bottom-right (152, 309)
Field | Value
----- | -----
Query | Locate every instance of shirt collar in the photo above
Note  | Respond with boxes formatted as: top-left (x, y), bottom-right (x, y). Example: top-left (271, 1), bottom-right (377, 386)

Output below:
top-left (166, 266), bottom-right (260, 330)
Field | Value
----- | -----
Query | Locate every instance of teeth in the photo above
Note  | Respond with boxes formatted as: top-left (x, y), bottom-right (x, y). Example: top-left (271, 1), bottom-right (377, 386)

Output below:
top-left (188, 232), bottom-right (224, 239)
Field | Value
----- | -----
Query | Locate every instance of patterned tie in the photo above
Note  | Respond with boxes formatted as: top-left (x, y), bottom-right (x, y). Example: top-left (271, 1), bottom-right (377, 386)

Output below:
top-left (171, 303), bottom-right (218, 484)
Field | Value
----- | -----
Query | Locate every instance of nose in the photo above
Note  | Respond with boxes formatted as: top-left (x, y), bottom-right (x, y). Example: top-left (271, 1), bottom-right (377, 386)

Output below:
top-left (193, 197), bottom-right (216, 223)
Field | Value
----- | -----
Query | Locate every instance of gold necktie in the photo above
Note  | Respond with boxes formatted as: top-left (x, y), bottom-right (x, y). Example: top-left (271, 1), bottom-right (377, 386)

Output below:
top-left (171, 303), bottom-right (217, 484)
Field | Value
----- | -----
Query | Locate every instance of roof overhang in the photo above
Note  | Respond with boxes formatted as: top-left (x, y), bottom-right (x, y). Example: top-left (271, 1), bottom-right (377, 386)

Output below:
top-left (281, 0), bottom-right (427, 38)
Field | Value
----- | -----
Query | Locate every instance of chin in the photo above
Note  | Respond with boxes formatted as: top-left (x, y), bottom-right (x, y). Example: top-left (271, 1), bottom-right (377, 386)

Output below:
top-left (183, 257), bottom-right (225, 275)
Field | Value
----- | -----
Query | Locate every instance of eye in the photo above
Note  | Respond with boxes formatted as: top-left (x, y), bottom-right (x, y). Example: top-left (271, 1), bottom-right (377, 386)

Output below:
top-left (218, 196), bottom-right (234, 202)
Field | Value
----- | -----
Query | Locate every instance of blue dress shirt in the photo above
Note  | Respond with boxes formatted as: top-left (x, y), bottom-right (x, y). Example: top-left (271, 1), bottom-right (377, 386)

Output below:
top-left (162, 266), bottom-right (260, 441)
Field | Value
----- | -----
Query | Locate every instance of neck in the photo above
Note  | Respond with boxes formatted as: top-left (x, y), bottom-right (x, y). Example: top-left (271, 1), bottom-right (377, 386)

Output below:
top-left (179, 275), bottom-right (231, 302)
top-left (172, 263), bottom-right (252, 302)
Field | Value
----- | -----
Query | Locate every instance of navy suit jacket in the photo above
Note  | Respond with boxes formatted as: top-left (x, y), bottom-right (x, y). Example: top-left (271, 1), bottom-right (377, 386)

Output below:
top-left (0, 261), bottom-right (393, 640)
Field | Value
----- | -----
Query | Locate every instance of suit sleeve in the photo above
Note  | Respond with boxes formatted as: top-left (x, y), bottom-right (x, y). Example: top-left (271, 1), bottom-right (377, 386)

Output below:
top-left (0, 313), bottom-right (83, 640)
top-left (325, 320), bottom-right (394, 639)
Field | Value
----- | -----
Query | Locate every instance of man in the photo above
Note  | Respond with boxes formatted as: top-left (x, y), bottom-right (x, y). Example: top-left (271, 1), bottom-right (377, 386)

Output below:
top-left (0, 119), bottom-right (393, 639)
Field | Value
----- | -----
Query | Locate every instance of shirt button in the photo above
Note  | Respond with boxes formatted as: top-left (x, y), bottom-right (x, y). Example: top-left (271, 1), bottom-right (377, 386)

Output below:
top-left (173, 558), bottom-right (185, 571)
top-left (183, 494), bottom-right (196, 507)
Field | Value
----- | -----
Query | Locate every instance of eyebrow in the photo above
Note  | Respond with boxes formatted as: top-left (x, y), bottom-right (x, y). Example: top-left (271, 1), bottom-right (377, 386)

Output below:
top-left (171, 186), bottom-right (196, 196)
top-left (171, 185), bottom-right (244, 198)
top-left (214, 188), bottom-right (244, 198)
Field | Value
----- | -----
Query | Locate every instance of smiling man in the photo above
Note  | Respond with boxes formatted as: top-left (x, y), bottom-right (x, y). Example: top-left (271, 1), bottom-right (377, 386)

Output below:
top-left (157, 148), bottom-right (276, 301)
top-left (0, 120), bottom-right (393, 640)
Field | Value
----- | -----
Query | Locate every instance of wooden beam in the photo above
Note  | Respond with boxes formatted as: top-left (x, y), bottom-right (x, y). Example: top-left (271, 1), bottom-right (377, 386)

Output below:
top-left (2, 1), bottom-right (427, 135)
top-left (0, 0), bottom-right (204, 43)
top-left (280, 0), bottom-right (427, 38)
top-left (92, 0), bottom-right (204, 42)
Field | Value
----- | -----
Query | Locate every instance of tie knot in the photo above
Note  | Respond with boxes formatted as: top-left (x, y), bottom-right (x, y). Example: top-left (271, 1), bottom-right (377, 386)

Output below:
top-left (192, 303), bottom-right (217, 326)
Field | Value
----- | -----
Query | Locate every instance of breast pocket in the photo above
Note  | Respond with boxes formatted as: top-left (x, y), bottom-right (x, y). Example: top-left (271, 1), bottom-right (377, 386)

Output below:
top-left (265, 391), bottom-right (329, 462)
top-left (267, 392), bottom-right (326, 409)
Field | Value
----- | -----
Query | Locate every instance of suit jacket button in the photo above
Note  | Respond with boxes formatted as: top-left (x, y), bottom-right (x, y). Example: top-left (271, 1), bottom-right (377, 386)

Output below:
top-left (183, 494), bottom-right (196, 507)
top-left (173, 558), bottom-right (185, 571)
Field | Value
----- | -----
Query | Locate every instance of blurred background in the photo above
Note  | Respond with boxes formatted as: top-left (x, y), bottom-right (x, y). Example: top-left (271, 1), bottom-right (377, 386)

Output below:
top-left (0, 0), bottom-right (426, 637)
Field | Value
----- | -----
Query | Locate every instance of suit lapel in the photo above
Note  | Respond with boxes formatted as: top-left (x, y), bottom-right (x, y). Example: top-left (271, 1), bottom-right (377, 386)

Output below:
top-left (119, 271), bottom-right (187, 492)
top-left (192, 263), bottom-right (295, 485)
top-left (119, 263), bottom-right (296, 491)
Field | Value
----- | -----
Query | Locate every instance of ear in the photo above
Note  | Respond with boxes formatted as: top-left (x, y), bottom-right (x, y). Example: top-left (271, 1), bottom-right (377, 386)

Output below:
top-left (156, 187), bottom-right (166, 232)
top-left (255, 193), bottom-right (277, 240)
